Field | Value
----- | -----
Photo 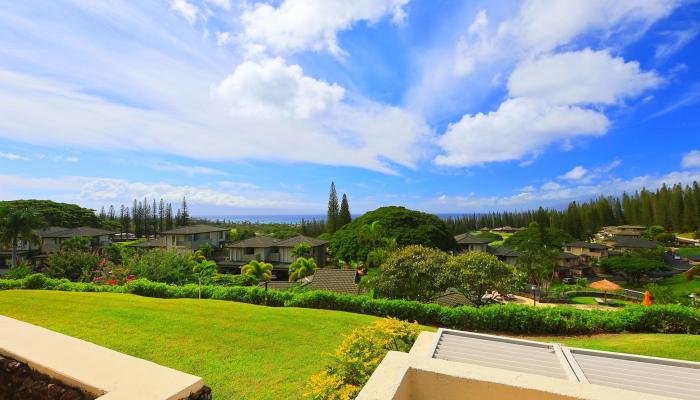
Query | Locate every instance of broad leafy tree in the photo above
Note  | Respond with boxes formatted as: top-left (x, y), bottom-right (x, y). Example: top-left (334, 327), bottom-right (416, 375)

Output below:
top-left (192, 260), bottom-right (217, 299)
top-left (445, 252), bottom-right (523, 307)
top-left (601, 251), bottom-right (665, 285)
top-left (292, 242), bottom-right (312, 258)
top-left (370, 245), bottom-right (450, 302)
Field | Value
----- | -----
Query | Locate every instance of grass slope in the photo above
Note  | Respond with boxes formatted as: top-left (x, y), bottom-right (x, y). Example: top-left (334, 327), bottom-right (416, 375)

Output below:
top-left (0, 290), bottom-right (377, 400)
top-left (530, 334), bottom-right (700, 362)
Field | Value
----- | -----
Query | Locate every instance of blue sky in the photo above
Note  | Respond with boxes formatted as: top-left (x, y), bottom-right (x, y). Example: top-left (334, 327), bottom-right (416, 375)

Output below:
top-left (1, 0), bottom-right (699, 216)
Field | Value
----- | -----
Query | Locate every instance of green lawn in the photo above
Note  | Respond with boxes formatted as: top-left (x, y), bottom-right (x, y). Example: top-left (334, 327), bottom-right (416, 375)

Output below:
top-left (624, 274), bottom-right (700, 298)
top-left (529, 334), bottom-right (700, 362)
top-left (0, 290), bottom-right (377, 400)
top-left (677, 247), bottom-right (700, 257)
top-left (569, 296), bottom-right (630, 307)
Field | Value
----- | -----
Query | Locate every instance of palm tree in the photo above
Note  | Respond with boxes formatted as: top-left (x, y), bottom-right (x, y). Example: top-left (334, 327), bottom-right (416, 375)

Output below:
top-left (288, 257), bottom-right (317, 282)
top-left (241, 260), bottom-right (273, 282)
top-left (360, 221), bottom-right (384, 248)
top-left (0, 207), bottom-right (43, 268)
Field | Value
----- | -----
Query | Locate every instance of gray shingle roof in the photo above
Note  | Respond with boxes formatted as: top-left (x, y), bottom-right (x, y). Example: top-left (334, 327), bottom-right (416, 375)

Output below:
top-left (608, 236), bottom-right (660, 249)
top-left (275, 235), bottom-right (328, 247)
top-left (558, 251), bottom-right (579, 259)
top-left (42, 227), bottom-right (116, 238)
top-left (566, 241), bottom-right (609, 250)
top-left (454, 233), bottom-right (490, 245)
top-left (227, 236), bottom-right (279, 248)
top-left (304, 269), bottom-right (359, 294)
top-left (432, 288), bottom-right (470, 307)
top-left (129, 237), bottom-right (166, 248)
top-left (36, 227), bottom-right (70, 237)
top-left (162, 224), bottom-right (228, 235)
top-left (487, 246), bottom-right (520, 257)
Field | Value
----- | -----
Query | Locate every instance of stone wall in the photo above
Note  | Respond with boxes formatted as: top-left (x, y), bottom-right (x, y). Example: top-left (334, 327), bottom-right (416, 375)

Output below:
top-left (0, 354), bottom-right (96, 400)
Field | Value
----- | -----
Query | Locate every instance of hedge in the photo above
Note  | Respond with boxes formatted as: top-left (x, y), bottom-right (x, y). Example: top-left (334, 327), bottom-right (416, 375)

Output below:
top-left (2, 275), bottom-right (699, 335)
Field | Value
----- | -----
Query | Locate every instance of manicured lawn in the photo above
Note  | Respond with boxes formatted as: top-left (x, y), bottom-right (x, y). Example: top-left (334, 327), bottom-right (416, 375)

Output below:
top-left (529, 334), bottom-right (700, 362)
top-left (0, 290), bottom-right (378, 400)
top-left (677, 247), bottom-right (700, 257)
top-left (569, 296), bottom-right (630, 307)
top-left (625, 274), bottom-right (700, 298)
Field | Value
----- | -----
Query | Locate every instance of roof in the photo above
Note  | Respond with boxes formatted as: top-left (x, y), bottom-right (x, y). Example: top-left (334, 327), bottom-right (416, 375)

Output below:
top-left (162, 224), bottom-right (228, 235)
top-left (431, 329), bottom-right (700, 399)
top-left (432, 288), bottom-right (470, 307)
top-left (590, 279), bottom-right (622, 291)
top-left (42, 227), bottom-right (117, 238)
top-left (35, 227), bottom-right (70, 237)
top-left (129, 237), bottom-right (166, 248)
top-left (566, 241), bottom-right (609, 250)
top-left (608, 236), bottom-right (659, 249)
top-left (227, 235), bottom-right (278, 248)
top-left (688, 255), bottom-right (700, 261)
top-left (487, 246), bottom-right (520, 257)
top-left (304, 269), bottom-right (359, 294)
top-left (454, 233), bottom-right (490, 244)
top-left (275, 235), bottom-right (328, 247)
top-left (558, 251), bottom-right (579, 259)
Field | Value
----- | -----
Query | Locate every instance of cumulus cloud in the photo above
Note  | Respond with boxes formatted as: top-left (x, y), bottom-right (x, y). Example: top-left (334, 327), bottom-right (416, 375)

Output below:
top-left (170, 0), bottom-right (200, 24)
top-left (508, 49), bottom-right (663, 105)
top-left (241, 0), bottom-right (409, 57)
top-left (434, 98), bottom-right (608, 167)
top-left (682, 150), bottom-right (700, 169)
top-left (215, 57), bottom-right (345, 119)
top-left (560, 166), bottom-right (588, 181)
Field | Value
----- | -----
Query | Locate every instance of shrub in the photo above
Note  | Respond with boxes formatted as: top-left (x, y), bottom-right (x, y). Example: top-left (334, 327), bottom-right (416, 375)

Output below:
top-left (123, 249), bottom-right (196, 285)
top-left (23, 273), bottom-right (47, 289)
top-left (210, 273), bottom-right (258, 287)
top-left (4, 260), bottom-right (33, 279)
top-left (45, 250), bottom-right (101, 281)
top-left (306, 318), bottom-right (421, 400)
top-left (370, 245), bottom-right (450, 302)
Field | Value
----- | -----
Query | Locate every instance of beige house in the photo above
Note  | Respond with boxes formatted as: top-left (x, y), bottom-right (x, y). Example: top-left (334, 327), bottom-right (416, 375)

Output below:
top-left (39, 227), bottom-right (116, 253)
top-left (486, 246), bottom-right (520, 265)
top-left (454, 233), bottom-right (490, 253)
top-left (600, 236), bottom-right (660, 252)
top-left (162, 225), bottom-right (229, 251)
top-left (597, 225), bottom-right (646, 241)
top-left (563, 241), bottom-right (609, 264)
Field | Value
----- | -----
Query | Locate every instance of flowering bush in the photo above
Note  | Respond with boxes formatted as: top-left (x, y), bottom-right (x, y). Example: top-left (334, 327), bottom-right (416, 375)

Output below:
top-left (92, 258), bottom-right (134, 285)
top-left (305, 318), bottom-right (421, 400)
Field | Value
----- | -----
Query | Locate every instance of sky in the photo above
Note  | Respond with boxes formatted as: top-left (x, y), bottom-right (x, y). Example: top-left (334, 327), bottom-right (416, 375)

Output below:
top-left (0, 0), bottom-right (699, 216)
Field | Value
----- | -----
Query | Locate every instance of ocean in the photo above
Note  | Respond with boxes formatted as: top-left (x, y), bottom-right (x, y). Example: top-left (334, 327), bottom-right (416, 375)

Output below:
top-left (195, 213), bottom-right (466, 224)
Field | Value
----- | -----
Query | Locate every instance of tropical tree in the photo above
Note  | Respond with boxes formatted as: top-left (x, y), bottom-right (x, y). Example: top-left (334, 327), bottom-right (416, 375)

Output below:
top-left (292, 242), bottom-right (312, 258)
top-left (445, 252), bottom-right (523, 307)
top-left (242, 260), bottom-right (273, 282)
top-left (360, 220), bottom-right (384, 248)
top-left (192, 260), bottom-right (217, 299)
top-left (288, 257), bottom-right (317, 281)
top-left (0, 207), bottom-right (43, 268)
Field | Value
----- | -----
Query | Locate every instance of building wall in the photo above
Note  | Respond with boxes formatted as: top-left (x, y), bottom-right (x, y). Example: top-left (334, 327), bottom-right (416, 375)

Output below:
top-left (166, 232), bottom-right (226, 251)
top-left (459, 243), bottom-right (488, 253)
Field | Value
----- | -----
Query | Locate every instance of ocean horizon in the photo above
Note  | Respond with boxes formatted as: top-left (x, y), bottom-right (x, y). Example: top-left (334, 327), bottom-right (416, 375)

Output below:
top-left (194, 213), bottom-right (472, 224)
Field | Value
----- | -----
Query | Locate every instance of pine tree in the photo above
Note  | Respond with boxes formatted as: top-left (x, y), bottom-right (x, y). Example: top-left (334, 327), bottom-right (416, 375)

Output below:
top-left (152, 199), bottom-right (158, 236)
top-left (338, 193), bottom-right (352, 228)
top-left (158, 198), bottom-right (165, 233)
top-left (124, 207), bottom-right (131, 235)
top-left (166, 203), bottom-right (174, 230)
top-left (326, 182), bottom-right (340, 233)
top-left (143, 198), bottom-right (151, 239)
top-left (181, 197), bottom-right (189, 226)
top-left (98, 206), bottom-right (107, 220)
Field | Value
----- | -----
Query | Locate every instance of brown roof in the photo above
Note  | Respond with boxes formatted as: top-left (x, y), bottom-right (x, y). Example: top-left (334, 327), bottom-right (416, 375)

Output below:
top-left (590, 279), bottom-right (622, 291)
top-left (36, 227), bottom-right (70, 237)
top-left (566, 241), bottom-right (609, 250)
top-left (162, 224), bottom-right (228, 235)
top-left (433, 288), bottom-right (470, 307)
top-left (227, 236), bottom-right (278, 248)
top-left (304, 269), bottom-right (359, 294)
top-left (454, 233), bottom-right (490, 245)
top-left (608, 236), bottom-right (659, 249)
top-left (275, 235), bottom-right (328, 247)
top-left (487, 246), bottom-right (520, 257)
top-left (558, 251), bottom-right (579, 260)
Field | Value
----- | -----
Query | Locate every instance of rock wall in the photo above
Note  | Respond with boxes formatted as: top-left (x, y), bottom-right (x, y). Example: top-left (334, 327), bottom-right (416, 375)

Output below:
top-left (0, 354), bottom-right (96, 400)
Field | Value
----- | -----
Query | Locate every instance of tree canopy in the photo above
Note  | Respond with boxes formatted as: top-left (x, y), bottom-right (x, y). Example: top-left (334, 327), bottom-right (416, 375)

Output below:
top-left (0, 200), bottom-right (98, 228)
top-left (329, 206), bottom-right (458, 262)
top-left (445, 252), bottom-right (523, 307)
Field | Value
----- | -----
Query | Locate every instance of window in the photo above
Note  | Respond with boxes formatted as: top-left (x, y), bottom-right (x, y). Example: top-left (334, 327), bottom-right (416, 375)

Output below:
top-left (270, 246), bottom-right (279, 254)
top-left (193, 233), bottom-right (200, 241)
top-left (244, 247), bottom-right (255, 255)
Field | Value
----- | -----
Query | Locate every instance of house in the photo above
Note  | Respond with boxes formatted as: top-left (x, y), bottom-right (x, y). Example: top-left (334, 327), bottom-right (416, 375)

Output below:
top-left (128, 237), bottom-right (166, 250)
top-left (601, 236), bottom-right (659, 252)
top-left (454, 233), bottom-right (490, 253)
top-left (221, 234), bottom-right (328, 280)
top-left (162, 224), bottom-right (229, 251)
top-left (596, 225), bottom-right (646, 240)
top-left (39, 227), bottom-right (117, 253)
top-left (491, 226), bottom-right (525, 234)
top-left (563, 241), bottom-right (609, 264)
top-left (557, 251), bottom-right (580, 269)
top-left (302, 268), bottom-right (360, 294)
top-left (486, 246), bottom-right (520, 265)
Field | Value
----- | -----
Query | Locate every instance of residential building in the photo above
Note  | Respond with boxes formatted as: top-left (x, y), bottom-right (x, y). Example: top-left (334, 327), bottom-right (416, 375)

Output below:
top-left (486, 246), bottom-right (520, 265)
top-left (557, 251), bottom-right (580, 269)
top-left (454, 233), bottom-right (490, 253)
top-left (221, 234), bottom-right (328, 280)
top-left (162, 224), bottom-right (229, 251)
top-left (491, 226), bottom-right (526, 234)
top-left (39, 227), bottom-right (116, 253)
top-left (564, 241), bottom-right (609, 264)
top-left (596, 225), bottom-right (646, 240)
top-left (302, 268), bottom-right (360, 294)
top-left (601, 236), bottom-right (659, 252)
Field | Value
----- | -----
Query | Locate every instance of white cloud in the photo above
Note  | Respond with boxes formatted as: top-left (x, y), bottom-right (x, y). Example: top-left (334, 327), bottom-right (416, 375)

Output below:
top-left (0, 151), bottom-right (30, 161)
top-left (560, 166), bottom-right (588, 181)
top-left (215, 31), bottom-right (234, 46)
top-left (655, 25), bottom-right (700, 60)
top-left (240, 0), bottom-right (409, 57)
top-left (206, 0), bottom-right (230, 11)
top-left (541, 181), bottom-right (562, 191)
top-left (215, 57), bottom-right (345, 119)
top-left (682, 150), bottom-right (700, 169)
top-left (434, 98), bottom-right (608, 167)
top-left (508, 49), bottom-right (663, 105)
top-left (170, 0), bottom-right (200, 24)
top-left (146, 161), bottom-right (229, 177)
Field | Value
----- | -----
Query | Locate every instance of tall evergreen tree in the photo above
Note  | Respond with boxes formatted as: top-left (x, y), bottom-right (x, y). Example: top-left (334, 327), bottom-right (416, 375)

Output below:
top-left (166, 203), bottom-right (174, 230)
top-left (180, 197), bottom-right (189, 226)
top-left (152, 199), bottom-right (158, 236)
top-left (158, 198), bottom-right (165, 233)
top-left (326, 182), bottom-right (340, 233)
top-left (338, 193), bottom-right (352, 228)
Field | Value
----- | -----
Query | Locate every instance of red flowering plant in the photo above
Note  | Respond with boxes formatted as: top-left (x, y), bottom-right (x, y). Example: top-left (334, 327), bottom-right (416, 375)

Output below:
top-left (92, 258), bottom-right (135, 285)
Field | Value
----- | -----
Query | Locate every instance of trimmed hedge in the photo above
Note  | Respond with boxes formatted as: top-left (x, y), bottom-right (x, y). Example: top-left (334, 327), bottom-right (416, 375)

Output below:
top-left (2, 275), bottom-right (699, 335)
